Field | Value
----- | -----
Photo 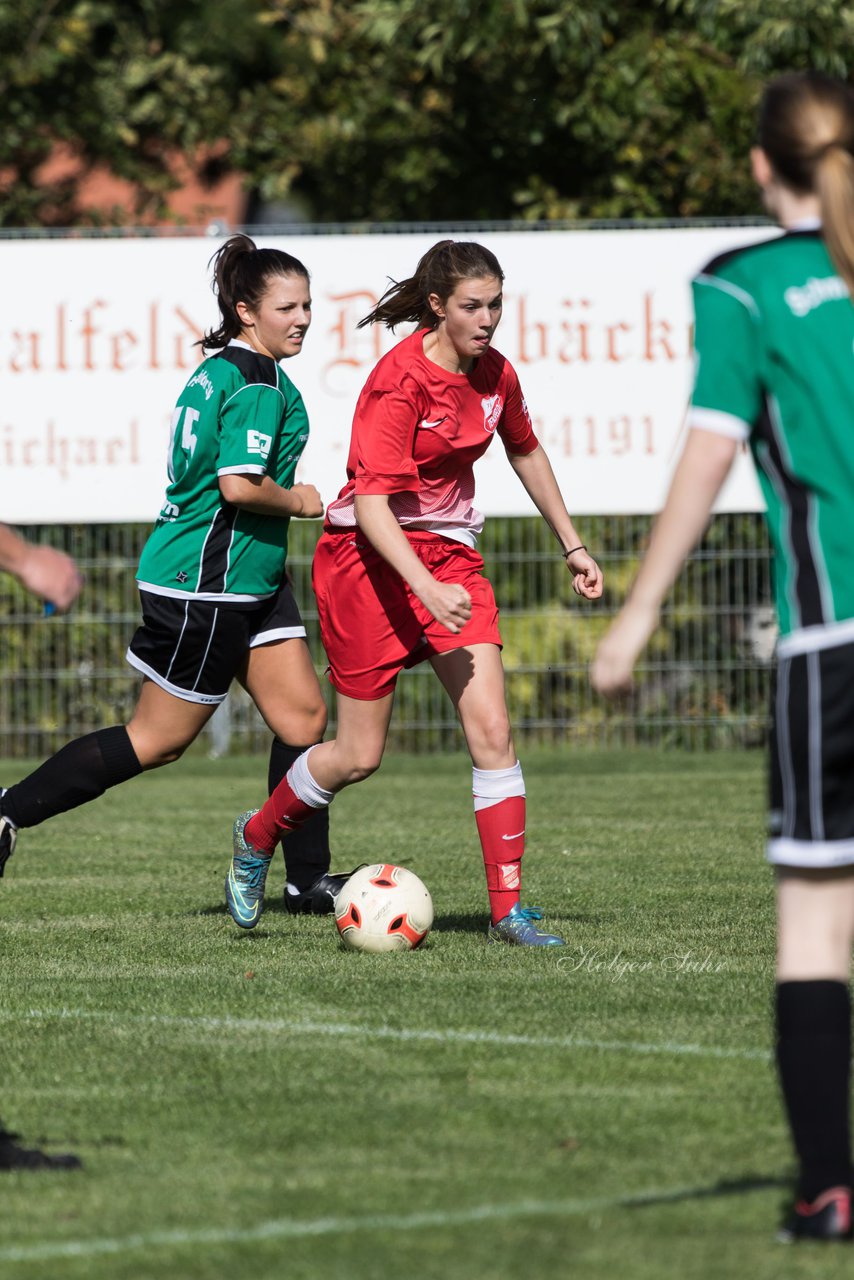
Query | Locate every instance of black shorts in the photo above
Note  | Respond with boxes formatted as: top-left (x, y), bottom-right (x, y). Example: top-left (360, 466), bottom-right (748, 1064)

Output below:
top-left (126, 581), bottom-right (307, 705)
top-left (768, 637), bottom-right (854, 868)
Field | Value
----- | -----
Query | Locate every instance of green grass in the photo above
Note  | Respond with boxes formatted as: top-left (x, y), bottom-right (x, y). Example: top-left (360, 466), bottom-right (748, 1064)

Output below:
top-left (0, 749), bottom-right (846, 1279)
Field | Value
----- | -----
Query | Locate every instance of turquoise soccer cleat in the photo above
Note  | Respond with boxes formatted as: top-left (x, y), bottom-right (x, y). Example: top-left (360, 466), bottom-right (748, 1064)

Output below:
top-left (225, 810), bottom-right (272, 930)
top-left (487, 904), bottom-right (565, 947)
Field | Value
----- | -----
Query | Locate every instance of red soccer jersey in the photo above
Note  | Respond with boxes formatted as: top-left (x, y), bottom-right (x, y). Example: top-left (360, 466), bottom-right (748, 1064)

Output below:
top-left (325, 329), bottom-right (538, 545)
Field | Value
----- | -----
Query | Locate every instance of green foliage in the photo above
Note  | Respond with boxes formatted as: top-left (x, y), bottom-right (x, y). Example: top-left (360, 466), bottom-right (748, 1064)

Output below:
top-left (671, 0), bottom-right (854, 77)
top-left (0, 516), bottom-right (772, 758)
top-left (0, 0), bottom-right (241, 224)
top-left (1, 0), bottom-right (851, 226)
top-left (559, 33), bottom-right (759, 219)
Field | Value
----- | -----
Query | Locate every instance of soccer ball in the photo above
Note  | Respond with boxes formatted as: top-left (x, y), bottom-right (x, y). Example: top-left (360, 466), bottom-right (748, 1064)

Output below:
top-left (334, 863), bottom-right (433, 953)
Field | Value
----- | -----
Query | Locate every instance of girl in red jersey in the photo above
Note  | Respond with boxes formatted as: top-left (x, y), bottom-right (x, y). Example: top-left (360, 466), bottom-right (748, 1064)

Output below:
top-left (226, 240), bottom-right (603, 945)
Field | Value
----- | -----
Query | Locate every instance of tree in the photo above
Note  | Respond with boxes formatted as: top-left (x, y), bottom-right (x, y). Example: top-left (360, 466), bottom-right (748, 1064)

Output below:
top-left (0, 0), bottom-right (249, 224)
top-left (0, 0), bottom-right (851, 227)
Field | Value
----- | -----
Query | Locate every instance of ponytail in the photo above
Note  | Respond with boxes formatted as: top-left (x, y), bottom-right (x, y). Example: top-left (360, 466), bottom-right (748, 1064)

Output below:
top-left (758, 72), bottom-right (854, 297)
top-left (816, 144), bottom-right (854, 299)
top-left (200, 234), bottom-right (310, 352)
top-left (358, 239), bottom-right (504, 331)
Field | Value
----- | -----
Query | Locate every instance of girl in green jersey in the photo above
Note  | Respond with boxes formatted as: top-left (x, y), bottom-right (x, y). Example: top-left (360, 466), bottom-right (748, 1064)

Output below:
top-left (593, 73), bottom-right (854, 1242)
top-left (0, 236), bottom-right (345, 913)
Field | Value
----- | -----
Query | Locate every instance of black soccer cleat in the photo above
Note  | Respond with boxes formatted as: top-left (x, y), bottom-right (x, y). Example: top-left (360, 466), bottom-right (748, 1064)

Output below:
top-left (284, 869), bottom-right (359, 916)
top-left (0, 809), bottom-right (17, 879)
top-left (0, 1125), bottom-right (82, 1172)
top-left (777, 1186), bottom-right (853, 1242)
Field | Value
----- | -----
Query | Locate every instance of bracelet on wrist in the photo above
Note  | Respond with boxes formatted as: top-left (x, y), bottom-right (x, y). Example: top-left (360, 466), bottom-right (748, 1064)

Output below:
top-left (562, 544), bottom-right (586, 559)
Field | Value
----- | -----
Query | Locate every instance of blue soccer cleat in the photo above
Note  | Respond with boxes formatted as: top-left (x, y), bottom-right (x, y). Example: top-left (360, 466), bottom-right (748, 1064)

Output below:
top-left (487, 904), bottom-right (565, 947)
top-left (225, 810), bottom-right (272, 930)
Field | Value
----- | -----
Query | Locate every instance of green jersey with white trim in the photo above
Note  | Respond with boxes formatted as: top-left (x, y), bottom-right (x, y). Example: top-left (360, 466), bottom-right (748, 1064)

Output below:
top-left (137, 342), bottom-right (310, 602)
top-left (689, 230), bottom-right (854, 645)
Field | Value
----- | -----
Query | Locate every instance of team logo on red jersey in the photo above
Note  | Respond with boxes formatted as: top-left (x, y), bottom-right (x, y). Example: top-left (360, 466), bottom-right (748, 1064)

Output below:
top-left (481, 394), bottom-right (503, 433)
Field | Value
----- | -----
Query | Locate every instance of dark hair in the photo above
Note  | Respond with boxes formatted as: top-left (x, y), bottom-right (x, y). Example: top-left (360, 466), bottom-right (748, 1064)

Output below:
top-left (199, 234), bottom-right (310, 352)
top-left (758, 71), bottom-right (854, 294)
top-left (357, 240), bottom-right (504, 331)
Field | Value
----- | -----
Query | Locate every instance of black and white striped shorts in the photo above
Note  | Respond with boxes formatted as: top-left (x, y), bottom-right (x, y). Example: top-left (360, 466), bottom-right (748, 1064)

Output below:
top-left (125, 580), bottom-right (307, 705)
top-left (768, 638), bottom-right (854, 868)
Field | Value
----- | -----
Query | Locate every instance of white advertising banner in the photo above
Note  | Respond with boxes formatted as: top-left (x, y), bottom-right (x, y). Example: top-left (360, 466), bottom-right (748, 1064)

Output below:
top-left (0, 226), bottom-right (770, 524)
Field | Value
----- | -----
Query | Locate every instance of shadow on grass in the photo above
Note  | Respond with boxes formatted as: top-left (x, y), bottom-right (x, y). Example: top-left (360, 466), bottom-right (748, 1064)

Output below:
top-left (196, 901), bottom-right (492, 937)
top-left (196, 902), bottom-right (230, 917)
top-left (431, 912), bottom-right (488, 935)
top-left (624, 1174), bottom-right (790, 1210)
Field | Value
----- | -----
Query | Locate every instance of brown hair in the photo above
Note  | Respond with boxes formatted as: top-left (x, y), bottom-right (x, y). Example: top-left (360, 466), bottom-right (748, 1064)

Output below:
top-left (357, 239), bottom-right (504, 331)
top-left (758, 71), bottom-right (854, 295)
top-left (200, 234), bottom-right (310, 352)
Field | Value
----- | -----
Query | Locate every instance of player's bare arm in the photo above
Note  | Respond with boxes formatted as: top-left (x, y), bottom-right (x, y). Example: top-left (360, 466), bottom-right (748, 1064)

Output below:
top-left (218, 473), bottom-right (323, 519)
top-left (591, 428), bottom-right (738, 695)
top-left (0, 524), bottom-right (82, 612)
top-left (353, 493), bottom-right (471, 634)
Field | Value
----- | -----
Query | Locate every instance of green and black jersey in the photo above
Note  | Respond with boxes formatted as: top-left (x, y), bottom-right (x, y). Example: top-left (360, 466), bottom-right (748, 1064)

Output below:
top-left (137, 341), bottom-right (310, 602)
top-left (689, 228), bottom-right (854, 651)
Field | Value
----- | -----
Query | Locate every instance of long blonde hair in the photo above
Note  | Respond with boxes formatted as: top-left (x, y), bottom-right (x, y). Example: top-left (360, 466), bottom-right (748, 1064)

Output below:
top-left (758, 72), bottom-right (854, 297)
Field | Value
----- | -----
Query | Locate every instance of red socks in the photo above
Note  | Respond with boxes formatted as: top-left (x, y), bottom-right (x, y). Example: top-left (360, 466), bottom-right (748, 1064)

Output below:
top-left (245, 784), bottom-right (318, 854)
top-left (476, 794), bottom-right (526, 924)
top-left (245, 747), bottom-right (335, 855)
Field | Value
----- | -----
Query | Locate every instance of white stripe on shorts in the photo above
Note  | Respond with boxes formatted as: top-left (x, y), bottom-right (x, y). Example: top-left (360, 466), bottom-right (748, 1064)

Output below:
top-left (807, 650), bottom-right (824, 840)
top-left (776, 656), bottom-right (796, 839)
top-left (768, 836), bottom-right (854, 869)
top-left (192, 608), bottom-right (220, 692)
top-left (125, 651), bottom-right (226, 705)
top-left (249, 626), bottom-right (307, 648)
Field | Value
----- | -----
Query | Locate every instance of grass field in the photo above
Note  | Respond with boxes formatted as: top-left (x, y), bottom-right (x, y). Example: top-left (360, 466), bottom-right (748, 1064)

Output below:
top-left (0, 747), bottom-right (849, 1279)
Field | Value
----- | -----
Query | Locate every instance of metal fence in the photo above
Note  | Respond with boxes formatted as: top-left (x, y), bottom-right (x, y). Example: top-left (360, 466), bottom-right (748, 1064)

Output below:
top-left (0, 514), bottom-right (774, 759)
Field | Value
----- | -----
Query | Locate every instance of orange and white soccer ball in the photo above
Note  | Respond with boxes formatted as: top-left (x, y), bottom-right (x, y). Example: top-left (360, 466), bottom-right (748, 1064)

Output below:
top-left (334, 864), bottom-right (433, 953)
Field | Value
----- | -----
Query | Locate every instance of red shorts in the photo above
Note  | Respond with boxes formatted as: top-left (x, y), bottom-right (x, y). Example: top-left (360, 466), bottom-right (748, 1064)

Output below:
top-left (312, 530), bottom-right (502, 700)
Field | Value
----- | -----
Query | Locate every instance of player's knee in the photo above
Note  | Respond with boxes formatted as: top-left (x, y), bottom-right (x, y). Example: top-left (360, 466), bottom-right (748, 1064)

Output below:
top-left (343, 750), bottom-right (383, 785)
top-left (128, 728), bottom-right (193, 770)
top-left (306, 702), bottom-right (328, 742)
top-left (270, 702), bottom-right (328, 750)
top-left (138, 741), bottom-right (188, 769)
top-left (470, 715), bottom-right (513, 761)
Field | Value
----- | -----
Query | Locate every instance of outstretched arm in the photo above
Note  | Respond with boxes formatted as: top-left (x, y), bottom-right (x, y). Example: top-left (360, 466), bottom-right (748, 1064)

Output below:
top-left (591, 429), bottom-right (739, 695)
top-left (0, 524), bottom-right (83, 612)
top-left (508, 444), bottom-right (603, 599)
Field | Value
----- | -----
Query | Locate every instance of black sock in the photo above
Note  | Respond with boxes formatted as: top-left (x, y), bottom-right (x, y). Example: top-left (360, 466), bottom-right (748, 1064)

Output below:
top-left (268, 738), bottom-right (330, 890)
top-left (776, 979), bottom-right (852, 1201)
top-left (1, 727), bottom-right (142, 829)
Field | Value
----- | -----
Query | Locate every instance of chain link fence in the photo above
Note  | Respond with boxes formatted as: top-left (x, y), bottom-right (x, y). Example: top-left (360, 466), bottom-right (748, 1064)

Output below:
top-left (0, 217), bottom-right (777, 759)
top-left (0, 514), bottom-right (774, 759)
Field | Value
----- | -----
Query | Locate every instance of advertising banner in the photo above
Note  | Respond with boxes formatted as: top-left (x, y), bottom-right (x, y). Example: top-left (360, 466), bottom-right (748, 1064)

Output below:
top-left (0, 226), bottom-right (771, 523)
